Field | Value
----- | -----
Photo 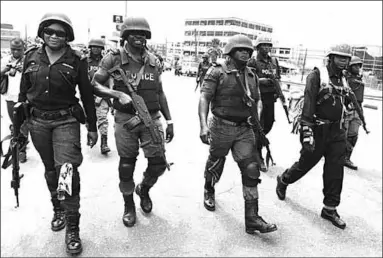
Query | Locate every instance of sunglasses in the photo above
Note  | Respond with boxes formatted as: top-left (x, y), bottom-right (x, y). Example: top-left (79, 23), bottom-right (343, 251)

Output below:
top-left (43, 27), bottom-right (67, 38)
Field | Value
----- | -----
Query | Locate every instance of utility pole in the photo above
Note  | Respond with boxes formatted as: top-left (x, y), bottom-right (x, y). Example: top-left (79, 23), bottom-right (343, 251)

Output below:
top-left (125, 1), bottom-right (128, 17)
top-left (301, 48), bottom-right (307, 82)
top-left (194, 28), bottom-right (198, 62)
top-left (24, 24), bottom-right (28, 42)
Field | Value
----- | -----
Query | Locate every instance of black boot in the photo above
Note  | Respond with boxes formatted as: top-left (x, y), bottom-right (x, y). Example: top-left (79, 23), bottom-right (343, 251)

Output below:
top-left (204, 187), bottom-right (215, 211)
top-left (51, 198), bottom-right (66, 231)
top-left (122, 194), bottom-right (136, 227)
top-left (321, 208), bottom-right (346, 229)
top-left (135, 184), bottom-right (152, 213)
top-left (100, 135), bottom-right (111, 154)
top-left (245, 199), bottom-right (277, 234)
top-left (65, 212), bottom-right (82, 255)
top-left (276, 175), bottom-right (288, 200)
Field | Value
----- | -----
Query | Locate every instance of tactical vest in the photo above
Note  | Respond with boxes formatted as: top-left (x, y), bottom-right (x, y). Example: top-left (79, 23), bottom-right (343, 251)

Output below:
top-left (314, 66), bottom-right (346, 122)
top-left (211, 62), bottom-right (257, 122)
top-left (110, 48), bottom-right (161, 114)
top-left (255, 56), bottom-right (279, 94)
top-left (199, 61), bottom-right (211, 78)
top-left (87, 55), bottom-right (102, 81)
top-left (347, 74), bottom-right (364, 103)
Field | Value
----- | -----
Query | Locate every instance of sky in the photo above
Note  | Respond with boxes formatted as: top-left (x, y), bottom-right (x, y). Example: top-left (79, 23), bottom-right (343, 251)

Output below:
top-left (1, 1), bottom-right (382, 52)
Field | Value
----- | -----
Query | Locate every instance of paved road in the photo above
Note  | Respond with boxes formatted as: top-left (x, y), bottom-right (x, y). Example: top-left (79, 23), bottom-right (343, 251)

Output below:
top-left (1, 72), bottom-right (382, 257)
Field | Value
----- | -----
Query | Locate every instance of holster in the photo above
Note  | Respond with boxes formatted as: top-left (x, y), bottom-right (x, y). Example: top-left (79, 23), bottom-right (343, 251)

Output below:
top-left (123, 115), bottom-right (142, 130)
top-left (70, 103), bottom-right (86, 124)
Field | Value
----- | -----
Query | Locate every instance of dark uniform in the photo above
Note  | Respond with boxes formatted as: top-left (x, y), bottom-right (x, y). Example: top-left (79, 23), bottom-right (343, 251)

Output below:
top-left (276, 44), bottom-right (353, 230)
top-left (19, 12), bottom-right (97, 255)
top-left (199, 34), bottom-right (277, 234)
top-left (247, 35), bottom-right (280, 170)
top-left (196, 53), bottom-right (211, 90)
top-left (92, 17), bottom-right (173, 228)
top-left (344, 56), bottom-right (365, 170)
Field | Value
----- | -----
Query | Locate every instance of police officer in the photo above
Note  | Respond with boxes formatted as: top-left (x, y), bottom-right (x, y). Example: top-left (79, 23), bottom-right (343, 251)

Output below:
top-left (92, 17), bottom-right (174, 228)
top-left (247, 35), bottom-right (281, 172)
top-left (275, 44), bottom-right (353, 229)
top-left (199, 35), bottom-right (277, 234)
top-left (88, 38), bottom-right (112, 154)
top-left (195, 53), bottom-right (211, 91)
top-left (19, 12), bottom-right (98, 255)
top-left (1, 37), bottom-right (29, 163)
top-left (344, 56), bottom-right (365, 170)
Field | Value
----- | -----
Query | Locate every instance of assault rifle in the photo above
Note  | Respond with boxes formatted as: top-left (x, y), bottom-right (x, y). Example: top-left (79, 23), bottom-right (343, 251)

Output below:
top-left (1, 102), bottom-right (27, 208)
top-left (341, 71), bottom-right (370, 134)
top-left (234, 72), bottom-right (275, 168)
top-left (110, 67), bottom-right (173, 170)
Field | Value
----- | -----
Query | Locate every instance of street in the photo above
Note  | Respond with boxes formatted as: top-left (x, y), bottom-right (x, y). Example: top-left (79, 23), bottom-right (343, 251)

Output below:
top-left (1, 71), bottom-right (382, 257)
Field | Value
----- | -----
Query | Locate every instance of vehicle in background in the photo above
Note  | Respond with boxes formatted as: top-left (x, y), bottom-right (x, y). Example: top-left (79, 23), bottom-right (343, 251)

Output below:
top-left (163, 61), bottom-right (172, 71)
top-left (181, 60), bottom-right (199, 76)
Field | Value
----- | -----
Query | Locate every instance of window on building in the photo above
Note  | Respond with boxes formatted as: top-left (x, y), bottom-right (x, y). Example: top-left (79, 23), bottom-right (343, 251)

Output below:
top-left (191, 42), bottom-right (196, 46)
top-left (232, 31), bottom-right (239, 36)
top-left (249, 24), bottom-right (255, 29)
top-left (215, 31), bottom-right (223, 36)
top-left (267, 27), bottom-right (273, 33)
top-left (185, 31), bottom-right (192, 36)
top-left (184, 51), bottom-right (190, 56)
top-left (176, 43), bottom-right (181, 47)
top-left (200, 31), bottom-right (206, 36)
top-left (208, 20), bottom-right (215, 25)
top-left (192, 20), bottom-right (199, 25)
top-left (199, 42), bottom-right (206, 47)
top-left (224, 31), bottom-right (230, 36)
top-left (200, 20), bottom-right (207, 26)
top-left (241, 22), bottom-right (248, 28)
top-left (225, 20), bottom-right (234, 26)
top-left (207, 31), bottom-right (214, 36)
top-left (261, 26), bottom-right (267, 32)
top-left (271, 49), bottom-right (276, 54)
top-left (207, 42), bottom-right (212, 47)
top-left (216, 20), bottom-right (224, 25)
top-left (184, 41), bottom-right (190, 46)
top-left (185, 21), bottom-right (192, 26)
top-left (233, 20), bottom-right (240, 26)
top-left (255, 25), bottom-right (260, 30)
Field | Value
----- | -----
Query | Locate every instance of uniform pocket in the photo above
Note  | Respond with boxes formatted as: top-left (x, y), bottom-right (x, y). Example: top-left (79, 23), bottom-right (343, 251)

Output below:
top-left (24, 64), bottom-right (40, 86)
top-left (58, 65), bottom-right (77, 88)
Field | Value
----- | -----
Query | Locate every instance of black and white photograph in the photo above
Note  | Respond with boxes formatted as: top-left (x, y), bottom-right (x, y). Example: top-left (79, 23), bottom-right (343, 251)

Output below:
top-left (1, 1), bottom-right (382, 257)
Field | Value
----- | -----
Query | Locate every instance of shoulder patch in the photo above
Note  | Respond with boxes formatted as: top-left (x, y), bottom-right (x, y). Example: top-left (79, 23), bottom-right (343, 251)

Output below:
top-left (24, 46), bottom-right (39, 55)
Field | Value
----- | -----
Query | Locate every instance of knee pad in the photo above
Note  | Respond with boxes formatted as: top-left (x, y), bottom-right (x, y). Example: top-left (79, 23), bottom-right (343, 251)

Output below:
top-left (119, 157), bottom-right (137, 182)
top-left (204, 155), bottom-right (226, 183)
top-left (238, 158), bottom-right (260, 187)
top-left (45, 170), bottom-right (58, 194)
top-left (146, 156), bottom-right (167, 178)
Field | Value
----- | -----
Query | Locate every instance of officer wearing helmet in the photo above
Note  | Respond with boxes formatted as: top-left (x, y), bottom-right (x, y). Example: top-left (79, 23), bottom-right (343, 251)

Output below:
top-left (247, 35), bottom-right (280, 172)
top-left (195, 53), bottom-right (211, 91)
top-left (1, 37), bottom-right (29, 163)
top-left (87, 38), bottom-right (112, 155)
top-left (199, 34), bottom-right (277, 234)
top-left (276, 44), bottom-right (353, 230)
top-left (19, 12), bottom-right (98, 255)
top-left (343, 56), bottom-right (365, 170)
top-left (92, 17), bottom-right (174, 228)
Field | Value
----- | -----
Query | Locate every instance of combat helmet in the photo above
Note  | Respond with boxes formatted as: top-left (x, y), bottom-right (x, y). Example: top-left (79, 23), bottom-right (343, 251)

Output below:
top-left (326, 44), bottom-right (352, 58)
top-left (349, 56), bottom-right (363, 66)
top-left (88, 38), bottom-right (105, 49)
top-left (10, 38), bottom-right (25, 49)
top-left (254, 35), bottom-right (273, 49)
top-left (37, 12), bottom-right (74, 42)
top-left (120, 17), bottom-right (151, 39)
top-left (223, 34), bottom-right (253, 56)
top-left (202, 53), bottom-right (209, 58)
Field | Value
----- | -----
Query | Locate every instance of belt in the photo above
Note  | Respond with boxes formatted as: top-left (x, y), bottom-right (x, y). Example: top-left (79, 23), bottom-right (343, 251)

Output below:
top-left (31, 107), bottom-right (72, 120)
top-left (315, 118), bottom-right (340, 125)
top-left (214, 116), bottom-right (249, 127)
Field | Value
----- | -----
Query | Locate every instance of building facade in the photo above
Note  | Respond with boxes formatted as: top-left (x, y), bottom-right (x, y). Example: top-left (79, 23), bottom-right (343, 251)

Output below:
top-left (183, 17), bottom-right (273, 59)
top-left (1, 23), bottom-right (21, 50)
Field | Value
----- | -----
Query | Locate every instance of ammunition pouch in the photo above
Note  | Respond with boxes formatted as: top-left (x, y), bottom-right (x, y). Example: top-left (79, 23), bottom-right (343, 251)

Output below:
top-left (70, 104), bottom-right (86, 124)
top-left (123, 115), bottom-right (142, 130)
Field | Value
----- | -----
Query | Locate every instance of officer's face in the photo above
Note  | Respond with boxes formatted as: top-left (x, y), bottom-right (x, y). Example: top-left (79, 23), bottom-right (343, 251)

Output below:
top-left (10, 46), bottom-right (24, 59)
top-left (91, 46), bottom-right (102, 55)
top-left (127, 31), bottom-right (147, 49)
top-left (258, 43), bottom-right (272, 55)
top-left (333, 55), bottom-right (350, 70)
top-left (351, 63), bottom-right (362, 75)
top-left (43, 23), bottom-right (67, 51)
top-left (232, 48), bottom-right (251, 62)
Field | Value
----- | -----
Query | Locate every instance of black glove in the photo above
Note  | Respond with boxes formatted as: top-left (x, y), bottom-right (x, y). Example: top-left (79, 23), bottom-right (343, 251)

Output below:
top-left (301, 125), bottom-right (315, 152)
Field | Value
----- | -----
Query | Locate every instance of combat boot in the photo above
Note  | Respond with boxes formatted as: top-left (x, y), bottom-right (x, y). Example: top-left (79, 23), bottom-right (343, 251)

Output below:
top-left (245, 199), bottom-right (277, 234)
top-left (122, 194), bottom-right (136, 227)
top-left (203, 188), bottom-right (215, 211)
top-left (344, 158), bottom-right (358, 170)
top-left (276, 175), bottom-right (288, 200)
top-left (65, 212), bottom-right (82, 255)
top-left (100, 135), bottom-right (111, 154)
top-left (51, 198), bottom-right (66, 231)
top-left (321, 208), bottom-right (346, 229)
top-left (135, 184), bottom-right (152, 213)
